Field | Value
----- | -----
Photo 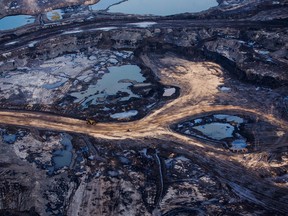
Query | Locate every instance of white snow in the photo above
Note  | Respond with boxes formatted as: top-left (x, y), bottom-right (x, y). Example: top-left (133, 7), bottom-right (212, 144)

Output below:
top-left (163, 87), bottom-right (176, 97)
top-left (62, 30), bottom-right (83, 35)
top-left (128, 22), bottom-right (157, 28)
top-left (28, 41), bottom-right (38, 48)
top-left (214, 114), bottom-right (244, 124)
top-left (92, 27), bottom-right (118, 31)
top-left (255, 49), bottom-right (270, 55)
top-left (5, 41), bottom-right (18, 46)
top-left (219, 86), bottom-right (231, 92)
top-left (194, 119), bottom-right (203, 124)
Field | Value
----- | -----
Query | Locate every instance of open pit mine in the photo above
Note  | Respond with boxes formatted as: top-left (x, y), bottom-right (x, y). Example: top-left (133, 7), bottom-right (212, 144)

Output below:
top-left (0, 0), bottom-right (288, 215)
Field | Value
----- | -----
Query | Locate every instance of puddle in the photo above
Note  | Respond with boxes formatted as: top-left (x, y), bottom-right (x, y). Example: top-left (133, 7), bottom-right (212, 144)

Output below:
top-left (193, 123), bottom-right (234, 140)
top-left (42, 79), bottom-right (68, 90)
top-left (174, 114), bottom-right (249, 150)
top-left (1, 129), bottom-right (27, 144)
top-left (0, 15), bottom-right (35, 31)
top-left (71, 65), bottom-right (146, 108)
top-left (91, 0), bottom-right (218, 16)
top-left (2, 134), bottom-right (17, 144)
top-left (48, 134), bottom-right (73, 174)
top-left (110, 110), bottom-right (138, 119)
top-left (231, 139), bottom-right (247, 150)
top-left (46, 9), bottom-right (64, 21)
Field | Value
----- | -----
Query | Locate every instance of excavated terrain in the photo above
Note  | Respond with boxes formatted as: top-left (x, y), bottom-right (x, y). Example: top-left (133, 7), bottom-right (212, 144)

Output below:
top-left (0, 0), bottom-right (287, 215)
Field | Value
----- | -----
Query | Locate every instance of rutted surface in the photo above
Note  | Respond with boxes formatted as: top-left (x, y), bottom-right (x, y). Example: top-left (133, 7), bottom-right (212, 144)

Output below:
top-left (0, 51), bottom-right (287, 215)
top-left (0, 0), bottom-right (287, 215)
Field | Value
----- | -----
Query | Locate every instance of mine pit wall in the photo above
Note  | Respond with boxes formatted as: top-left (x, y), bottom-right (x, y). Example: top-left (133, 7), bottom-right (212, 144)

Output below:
top-left (202, 49), bottom-right (286, 88)
top-left (203, 3), bottom-right (288, 20)
top-left (0, 26), bottom-right (287, 90)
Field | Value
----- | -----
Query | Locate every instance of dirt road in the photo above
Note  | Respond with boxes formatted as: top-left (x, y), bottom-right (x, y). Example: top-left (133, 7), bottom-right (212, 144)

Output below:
top-left (1, 51), bottom-right (288, 214)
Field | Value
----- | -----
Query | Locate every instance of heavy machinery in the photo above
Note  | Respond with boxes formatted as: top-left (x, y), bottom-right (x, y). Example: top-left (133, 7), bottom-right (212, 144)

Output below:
top-left (86, 119), bottom-right (97, 125)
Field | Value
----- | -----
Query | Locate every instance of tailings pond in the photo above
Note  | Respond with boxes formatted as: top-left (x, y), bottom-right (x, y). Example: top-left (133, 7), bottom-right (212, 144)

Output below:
top-left (70, 65), bottom-right (145, 109)
top-left (90, 0), bottom-right (218, 16)
top-left (0, 15), bottom-right (35, 31)
top-left (0, 50), bottom-right (177, 121)
top-left (173, 114), bottom-right (255, 151)
top-left (0, 0), bottom-right (218, 31)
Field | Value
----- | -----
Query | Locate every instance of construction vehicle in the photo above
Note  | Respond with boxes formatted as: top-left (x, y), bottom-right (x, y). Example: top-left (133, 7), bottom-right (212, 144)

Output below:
top-left (86, 119), bottom-right (97, 125)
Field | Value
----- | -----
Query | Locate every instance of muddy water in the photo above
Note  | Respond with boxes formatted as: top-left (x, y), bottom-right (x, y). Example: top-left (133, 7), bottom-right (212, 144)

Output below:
top-left (0, 15), bottom-right (35, 31)
top-left (91, 0), bottom-right (218, 15)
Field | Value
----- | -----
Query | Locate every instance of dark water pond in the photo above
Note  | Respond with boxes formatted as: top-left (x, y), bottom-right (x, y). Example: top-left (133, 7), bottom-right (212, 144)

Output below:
top-left (47, 134), bottom-right (73, 174)
top-left (174, 114), bottom-right (251, 151)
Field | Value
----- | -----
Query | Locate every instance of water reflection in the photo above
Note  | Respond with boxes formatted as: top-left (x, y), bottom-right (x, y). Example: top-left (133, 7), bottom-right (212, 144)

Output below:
top-left (91, 0), bottom-right (218, 16)
top-left (71, 65), bottom-right (145, 108)
top-left (0, 15), bottom-right (35, 31)
top-left (174, 114), bottom-right (249, 151)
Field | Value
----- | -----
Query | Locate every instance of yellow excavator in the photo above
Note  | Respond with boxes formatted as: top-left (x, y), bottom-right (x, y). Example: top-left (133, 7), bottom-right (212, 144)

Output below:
top-left (86, 119), bottom-right (97, 125)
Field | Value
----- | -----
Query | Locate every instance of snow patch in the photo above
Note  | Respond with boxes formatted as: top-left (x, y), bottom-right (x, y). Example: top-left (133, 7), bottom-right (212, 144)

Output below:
top-left (219, 86), bottom-right (231, 92)
top-left (163, 87), bottom-right (176, 97)
top-left (128, 22), bottom-right (157, 28)
top-left (28, 41), bottom-right (38, 48)
top-left (5, 41), bottom-right (18, 46)
top-left (62, 30), bottom-right (83, 35)
top-left (98, 27), bottom-right (118, 31)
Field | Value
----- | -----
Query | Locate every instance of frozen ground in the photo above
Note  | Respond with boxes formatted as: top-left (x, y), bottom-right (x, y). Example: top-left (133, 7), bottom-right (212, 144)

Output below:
top-left (0, 49), bottom-right (167, 120)
top-left (0, 0), bottom-right (287, 215)
top-left (0, 127), bottom-right (279, 215)
top-left (0, 50), bottom-right (133, 105)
